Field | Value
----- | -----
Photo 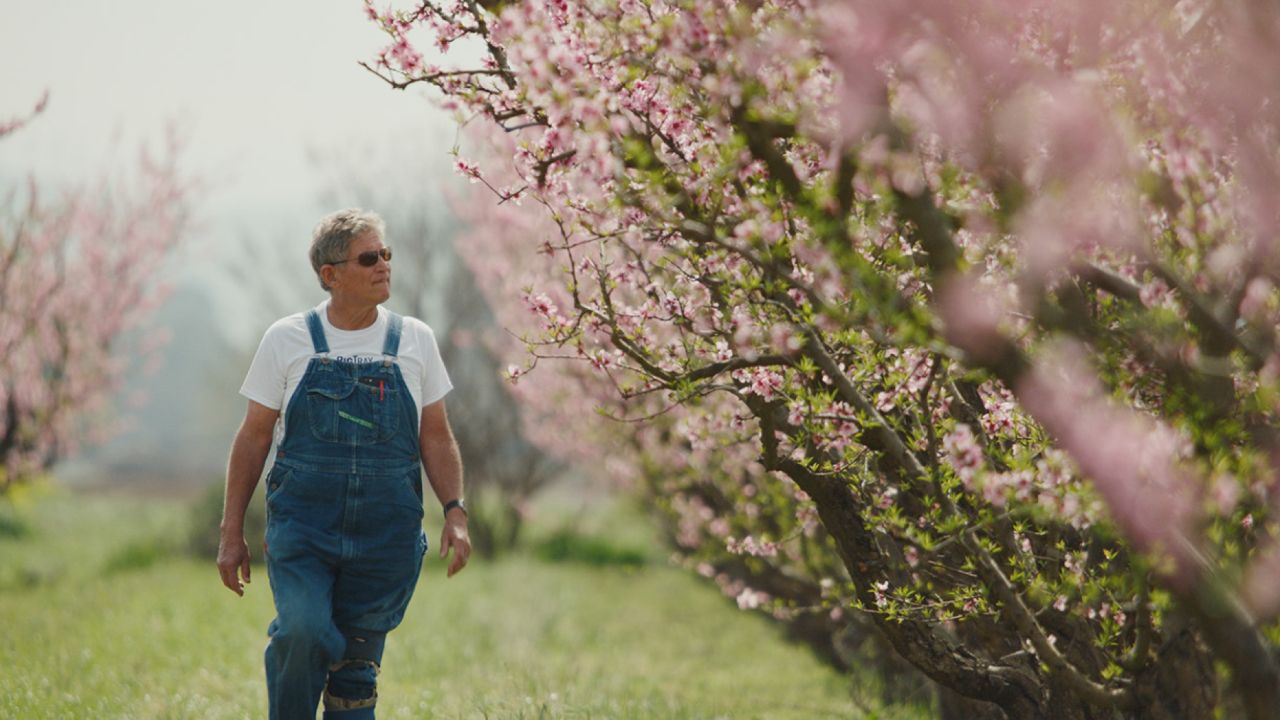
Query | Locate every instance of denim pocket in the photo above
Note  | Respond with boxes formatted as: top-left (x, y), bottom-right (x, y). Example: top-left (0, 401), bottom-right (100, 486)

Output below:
top-left (305, 368), bottom-right (400, 445)
top-left (386, 470), bottom-right (425, 518)
top-left (265, 466), bottom-right (292, 500)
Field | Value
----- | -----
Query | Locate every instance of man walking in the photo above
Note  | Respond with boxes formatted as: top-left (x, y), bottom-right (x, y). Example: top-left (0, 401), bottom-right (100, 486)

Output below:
top-left (217, 208), bottom-right (471, 719)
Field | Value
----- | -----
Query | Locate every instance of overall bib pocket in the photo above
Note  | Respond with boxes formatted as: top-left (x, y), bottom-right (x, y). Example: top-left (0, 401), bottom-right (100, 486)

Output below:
top-left (305, 368), bottom-right (400, 445)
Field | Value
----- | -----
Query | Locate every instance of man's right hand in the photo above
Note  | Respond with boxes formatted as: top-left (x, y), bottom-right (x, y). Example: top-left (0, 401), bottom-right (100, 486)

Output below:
top-left (219, 401), bottom-right (278, 597)
top-left (217, 533), bottom-right (252, 596)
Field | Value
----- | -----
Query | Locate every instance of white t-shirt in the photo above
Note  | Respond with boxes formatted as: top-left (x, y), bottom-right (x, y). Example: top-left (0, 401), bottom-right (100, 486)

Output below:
top-left (240, 301), bottom-right (452, 443)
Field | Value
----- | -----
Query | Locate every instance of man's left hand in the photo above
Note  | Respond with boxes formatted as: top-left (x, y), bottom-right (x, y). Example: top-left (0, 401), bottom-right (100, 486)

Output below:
top-left (440, 513), bottom-right (471, 577)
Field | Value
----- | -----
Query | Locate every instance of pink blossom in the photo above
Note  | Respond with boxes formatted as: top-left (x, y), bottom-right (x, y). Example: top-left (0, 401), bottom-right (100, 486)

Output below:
top-left (744, 367), bottom-right (784, 401)
top-left (1239, 277), bottom-right (1273, 322)
top-left (588, 348), bottom-right (621, 371)
top-left (786, 402), bottom-right (805, 426)
top-left (523, 291), bottom-right (558, 318)
top-left (876, 486), bottom-right (898, 510)
top-left (454, 157), bottom-right (482, 182)
top-left (943, 424), bottom-right (984, 485)
top-left (1211, 474), bottom-right (1240, 515)
top-left (904, 545), bottom-right (919, 568)
top-left (874, 389), bottom-right (898, 412)
top-left (873, 580), bottom-right (890, 609)
top-left (936, 273), bottom-right (1010, 364)
top-left (736, 587), bottom-right (768, 610)
top-left (981, 474), bottom-right (1008, 507)
top-left (1139, 278), bottom-right (1173, 309)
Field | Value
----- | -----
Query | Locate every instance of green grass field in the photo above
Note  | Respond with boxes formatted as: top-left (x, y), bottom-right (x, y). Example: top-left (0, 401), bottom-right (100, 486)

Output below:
top-left (0, 487), bottom-right (931, 719)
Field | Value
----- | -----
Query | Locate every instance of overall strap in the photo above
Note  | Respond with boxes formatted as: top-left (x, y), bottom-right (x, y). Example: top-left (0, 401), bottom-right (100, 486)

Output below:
top-left (305, 309), bottom-right (330, 355)
top-left (381, 312), bottom-right (403, 359)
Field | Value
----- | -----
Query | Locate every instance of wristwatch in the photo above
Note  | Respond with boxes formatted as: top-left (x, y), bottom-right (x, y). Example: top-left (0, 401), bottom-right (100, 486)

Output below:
top-left (443, 498), bottom-right (467, 518)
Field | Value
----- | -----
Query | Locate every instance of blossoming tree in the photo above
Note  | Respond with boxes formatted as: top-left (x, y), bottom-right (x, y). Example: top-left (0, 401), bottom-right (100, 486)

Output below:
top-left (0, 96), bottom-right (191, 490)
top-left (367, 1), bottom-right (1280, 717)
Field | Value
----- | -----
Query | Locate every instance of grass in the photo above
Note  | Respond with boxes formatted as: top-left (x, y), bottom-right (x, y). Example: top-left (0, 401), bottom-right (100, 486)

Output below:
top-left (0, 488), bottom-right (932, 719)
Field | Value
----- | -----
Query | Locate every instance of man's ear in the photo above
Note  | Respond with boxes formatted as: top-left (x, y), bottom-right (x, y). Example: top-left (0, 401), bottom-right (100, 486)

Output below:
top-left (320, 265), bottom-right (340, 289)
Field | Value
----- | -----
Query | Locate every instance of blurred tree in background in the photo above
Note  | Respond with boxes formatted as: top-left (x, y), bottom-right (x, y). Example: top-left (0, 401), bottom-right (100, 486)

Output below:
top-left (0, 95), bottom-right (191, 492)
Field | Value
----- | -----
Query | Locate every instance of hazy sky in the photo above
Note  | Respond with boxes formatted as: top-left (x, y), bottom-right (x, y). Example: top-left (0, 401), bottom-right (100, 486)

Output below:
top-left (1, 1), bottom-right (479, 481)
top-left (1, 0), bottom-right (455, 343)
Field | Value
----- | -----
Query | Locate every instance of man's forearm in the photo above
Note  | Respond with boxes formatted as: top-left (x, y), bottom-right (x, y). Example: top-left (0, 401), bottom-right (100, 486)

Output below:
top-left (421, 434), bottom-right (464, 507)
top-left (222, 427), bottom-right (273, 534)
top-left (418, 403), bottom-right (471, 576)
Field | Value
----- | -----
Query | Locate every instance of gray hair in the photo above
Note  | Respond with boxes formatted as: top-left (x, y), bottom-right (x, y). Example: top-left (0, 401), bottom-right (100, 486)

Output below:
top-left (309, 208), bottom-right (386, 291)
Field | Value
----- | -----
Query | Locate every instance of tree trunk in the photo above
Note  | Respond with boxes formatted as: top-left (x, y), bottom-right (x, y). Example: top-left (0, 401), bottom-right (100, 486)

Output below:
top-left (1130, 623), bottom-right (1217, 720)
top-left (938, 686), bottom-right (1006, 720)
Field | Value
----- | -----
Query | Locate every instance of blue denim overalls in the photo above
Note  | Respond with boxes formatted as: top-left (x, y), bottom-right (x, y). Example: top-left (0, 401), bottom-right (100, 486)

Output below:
top-left (263, 309), bottom-right (427, 720)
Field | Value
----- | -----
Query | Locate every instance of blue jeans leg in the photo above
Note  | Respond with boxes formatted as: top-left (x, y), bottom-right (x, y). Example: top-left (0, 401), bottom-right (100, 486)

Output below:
top-left (265, 550), bottom-right (346, 720)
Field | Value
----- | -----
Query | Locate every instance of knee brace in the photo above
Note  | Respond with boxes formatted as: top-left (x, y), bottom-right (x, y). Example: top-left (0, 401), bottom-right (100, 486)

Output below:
top-left (323, 630), bottom-right (386, 712)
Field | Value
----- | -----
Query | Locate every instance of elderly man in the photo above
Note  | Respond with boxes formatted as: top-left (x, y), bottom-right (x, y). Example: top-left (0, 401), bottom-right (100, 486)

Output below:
top-left (217, 208), bottom-right (471, 719)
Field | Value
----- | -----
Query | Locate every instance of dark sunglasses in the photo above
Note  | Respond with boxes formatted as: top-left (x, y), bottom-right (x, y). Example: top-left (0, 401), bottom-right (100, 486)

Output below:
top-left (330, 247), bottom-right (392, 267)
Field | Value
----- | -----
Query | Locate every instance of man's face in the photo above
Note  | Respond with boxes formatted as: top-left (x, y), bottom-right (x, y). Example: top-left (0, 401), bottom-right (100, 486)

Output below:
top-left (328, 231), bottom-right (392, 305)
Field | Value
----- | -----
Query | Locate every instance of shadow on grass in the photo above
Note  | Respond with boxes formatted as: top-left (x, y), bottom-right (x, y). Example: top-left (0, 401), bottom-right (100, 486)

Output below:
top-left (102, 536), bottom-right (180, 575)
top-left (0, 504), bottom-right (31, 540)
top-left (532, 527), bottom-right (649, 568)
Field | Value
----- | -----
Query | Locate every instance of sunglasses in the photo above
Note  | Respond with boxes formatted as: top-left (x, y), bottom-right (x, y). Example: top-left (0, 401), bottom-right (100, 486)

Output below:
top-left (329, 247), bottom-right (392, 267)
